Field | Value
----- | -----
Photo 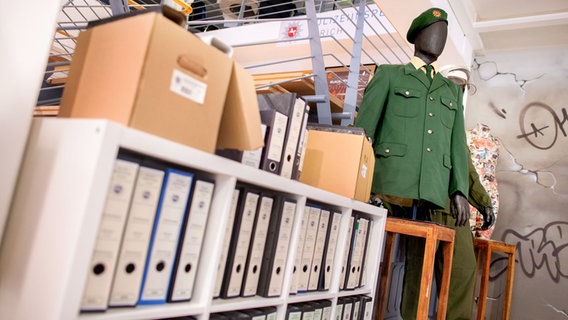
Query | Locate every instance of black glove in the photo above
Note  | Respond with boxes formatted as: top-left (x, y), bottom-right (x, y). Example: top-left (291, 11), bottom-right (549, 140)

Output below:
top-left (481, 207), bottom-right (496, 230)
top-left (450, 193), bottom-right (470, 227)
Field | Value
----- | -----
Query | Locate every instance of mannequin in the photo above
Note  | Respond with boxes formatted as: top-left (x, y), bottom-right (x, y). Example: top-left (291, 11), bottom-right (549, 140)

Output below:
top-left (355, 8), bottom-right (474, 319)
top-left (355, 8), bottom-right (470, 224)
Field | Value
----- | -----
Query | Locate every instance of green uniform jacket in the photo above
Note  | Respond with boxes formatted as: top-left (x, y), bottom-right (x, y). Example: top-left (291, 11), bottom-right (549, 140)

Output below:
top-left (355, 62), bottom-right (469, 208)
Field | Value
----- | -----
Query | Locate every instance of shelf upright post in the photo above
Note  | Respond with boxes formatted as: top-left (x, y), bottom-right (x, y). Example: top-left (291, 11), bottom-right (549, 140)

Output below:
top-left (0, 0), bottom-right (63, 251)
top-left (304, 0), bottom-right (332, 125)
top-left (340, 0), bottom-right (366, 126)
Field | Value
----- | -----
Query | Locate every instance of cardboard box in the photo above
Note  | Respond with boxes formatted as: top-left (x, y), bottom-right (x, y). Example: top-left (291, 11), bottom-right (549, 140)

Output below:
top-left (59, 11), bottom-right (233, 153)
top-left (299, 128), bottom-right (374, 202)
top-left (216, 61), bottom-right (264, 150)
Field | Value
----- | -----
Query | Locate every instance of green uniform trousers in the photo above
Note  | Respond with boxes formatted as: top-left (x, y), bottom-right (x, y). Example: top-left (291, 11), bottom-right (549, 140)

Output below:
top-left (401, 212), bottom-right (475, 320)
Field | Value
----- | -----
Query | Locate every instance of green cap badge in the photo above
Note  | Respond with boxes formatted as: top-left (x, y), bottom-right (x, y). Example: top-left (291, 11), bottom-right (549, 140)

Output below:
top-left (406, 7), bottom-right (448, 44)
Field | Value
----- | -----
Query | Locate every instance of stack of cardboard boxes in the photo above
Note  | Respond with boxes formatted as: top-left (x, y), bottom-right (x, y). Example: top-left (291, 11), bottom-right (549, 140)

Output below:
top-left (58, 8), bottom-right (374, 203)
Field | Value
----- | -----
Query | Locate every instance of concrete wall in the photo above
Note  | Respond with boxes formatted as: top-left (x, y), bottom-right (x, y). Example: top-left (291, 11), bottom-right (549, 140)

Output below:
top-left (465, 47), bottom-right (568, 319)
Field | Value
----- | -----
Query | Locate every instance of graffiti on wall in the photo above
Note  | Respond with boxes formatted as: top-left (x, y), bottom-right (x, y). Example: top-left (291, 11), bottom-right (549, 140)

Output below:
top-left (517, 102), bottom-right (568, 150)
top-left (501, 221), bottom-right (568, 283)
top-left (471, 52), bottom-right (568, 318)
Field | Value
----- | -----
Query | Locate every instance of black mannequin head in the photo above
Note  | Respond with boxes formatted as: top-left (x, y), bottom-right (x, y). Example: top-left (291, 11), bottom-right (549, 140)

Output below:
top-left (406, 8), bottom-right (449, 65)
top-left (413, 21), bottom-right (448, 64)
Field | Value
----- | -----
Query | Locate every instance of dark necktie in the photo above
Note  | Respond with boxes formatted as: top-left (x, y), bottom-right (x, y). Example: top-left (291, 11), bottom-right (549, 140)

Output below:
top-left (424, 64), bottom-right (433, 82)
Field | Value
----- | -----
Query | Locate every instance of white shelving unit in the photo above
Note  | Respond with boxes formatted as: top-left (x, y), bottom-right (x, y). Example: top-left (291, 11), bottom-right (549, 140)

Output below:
top-left (0, 118), bottom-right (386, 320)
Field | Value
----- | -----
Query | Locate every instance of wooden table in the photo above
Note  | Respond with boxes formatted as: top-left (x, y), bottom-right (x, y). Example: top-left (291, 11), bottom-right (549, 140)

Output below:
top-left (473, 238), bottom-right (516, 320)
top-left (376, 217), bottom-right (456, 320)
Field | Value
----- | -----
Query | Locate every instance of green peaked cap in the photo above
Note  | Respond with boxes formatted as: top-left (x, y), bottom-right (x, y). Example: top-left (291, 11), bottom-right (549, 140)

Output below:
top-left (406, 7), bottom-right (448, 44)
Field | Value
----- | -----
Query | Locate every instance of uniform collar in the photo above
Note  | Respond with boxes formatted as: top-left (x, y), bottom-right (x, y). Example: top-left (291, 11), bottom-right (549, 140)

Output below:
top-left (411, 56), bottom-right (439, 73)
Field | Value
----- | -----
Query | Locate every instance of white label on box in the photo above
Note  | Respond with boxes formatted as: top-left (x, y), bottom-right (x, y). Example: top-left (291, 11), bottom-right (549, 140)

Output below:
top-left (361, 164), bottom-right (367, 178)
top-left (170, 69), bottom-right (207, 104)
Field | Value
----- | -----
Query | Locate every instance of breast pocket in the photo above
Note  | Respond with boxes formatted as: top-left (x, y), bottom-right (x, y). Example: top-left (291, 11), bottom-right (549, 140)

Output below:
top-left (392, 87), bottom-right (425, 118)
top-left (440, 97), bottom-right (457, 128)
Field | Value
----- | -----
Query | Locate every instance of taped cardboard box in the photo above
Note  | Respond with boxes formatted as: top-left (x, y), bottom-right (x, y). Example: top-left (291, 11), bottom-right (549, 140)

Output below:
top-left (59, 11), bottom-right (233, 153)
top-left (299, 126), bottom-right (374, 202)
top-left (217, 61), bottom-right (264, 151)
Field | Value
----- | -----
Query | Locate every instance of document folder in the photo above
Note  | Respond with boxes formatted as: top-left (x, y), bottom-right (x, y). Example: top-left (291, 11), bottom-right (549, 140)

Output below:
top-left (220, 187), bottom-right (260, 298)
top-left (241, 193), bottom-right (274, 297)
top-left (257, 93), bottom-right (295, 174)
top-left (318, 210), bottom-right (342, 291)
top-left (307, 208), bottom-right (330, 291)
top-left (257, 197), bottom-right (297, 297)
top-left (139, 168), bottom-right (194, 304)
top-left (81, 157), bottom-right (139, 311)
top-left (109, 162), bottom-right (165, 307)
top-left (213, 189), bottom-right (240, 298)
top-left (297, 205), bottom-right (321, 292)
top-left (168, 179), bottom-right (215, 302)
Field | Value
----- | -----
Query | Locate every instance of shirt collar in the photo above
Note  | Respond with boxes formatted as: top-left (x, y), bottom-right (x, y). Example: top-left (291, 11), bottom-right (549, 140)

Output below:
top-left (411, 56), bottom-right (439, 73)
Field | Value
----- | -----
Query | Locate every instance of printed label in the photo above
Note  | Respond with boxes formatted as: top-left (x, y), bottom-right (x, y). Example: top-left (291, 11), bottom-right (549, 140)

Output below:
top-left (170, 69), bottom-right (206, 104)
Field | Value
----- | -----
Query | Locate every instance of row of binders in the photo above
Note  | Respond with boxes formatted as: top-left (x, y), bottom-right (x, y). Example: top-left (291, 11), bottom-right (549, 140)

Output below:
top-left (215, 185), bottom-right (298, 298)
top-left (210, 307), bottom-right (278, 320)
top-left (160, 306), bottom-right (277, 320)
top-left (289, 203), bottom-right (342, 294)
top-left (339, 212), bottom-right (372, 291)
top-left (287, 295), bottom-right (373, 320)
top-left (81, 151), bottom-right (374, 312)
top-left (215, 191), bottom-right (372, 298)
top-left (215, 190), bottom-right (373, 299)
top-left (81, 150), bottom-right (217, 311)
top-left (289, 206), bottom-right (372, 294)
top-left (160, 296), bottom-right (372, 320)
top-left (336, 295), bottom-right (374, 320)
top-left (216, 93), bottom-right (310, 180)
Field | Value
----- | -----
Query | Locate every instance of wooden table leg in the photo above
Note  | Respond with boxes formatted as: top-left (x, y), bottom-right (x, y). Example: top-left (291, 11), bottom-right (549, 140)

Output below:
top-left (501, 248), bottom-right (516, 320)
top-left (436, 238), bottom-right (454, 320)
top-left (417, 234), bottom-right (437, 320)
top-left (379, 218), bottom-right (456, 320)
top-left (375, 231), bottom-right (396, 320)
top-left (476, 243), bottom-right (491, 320)
top-left (473, 243), bottom-right (482, 314)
